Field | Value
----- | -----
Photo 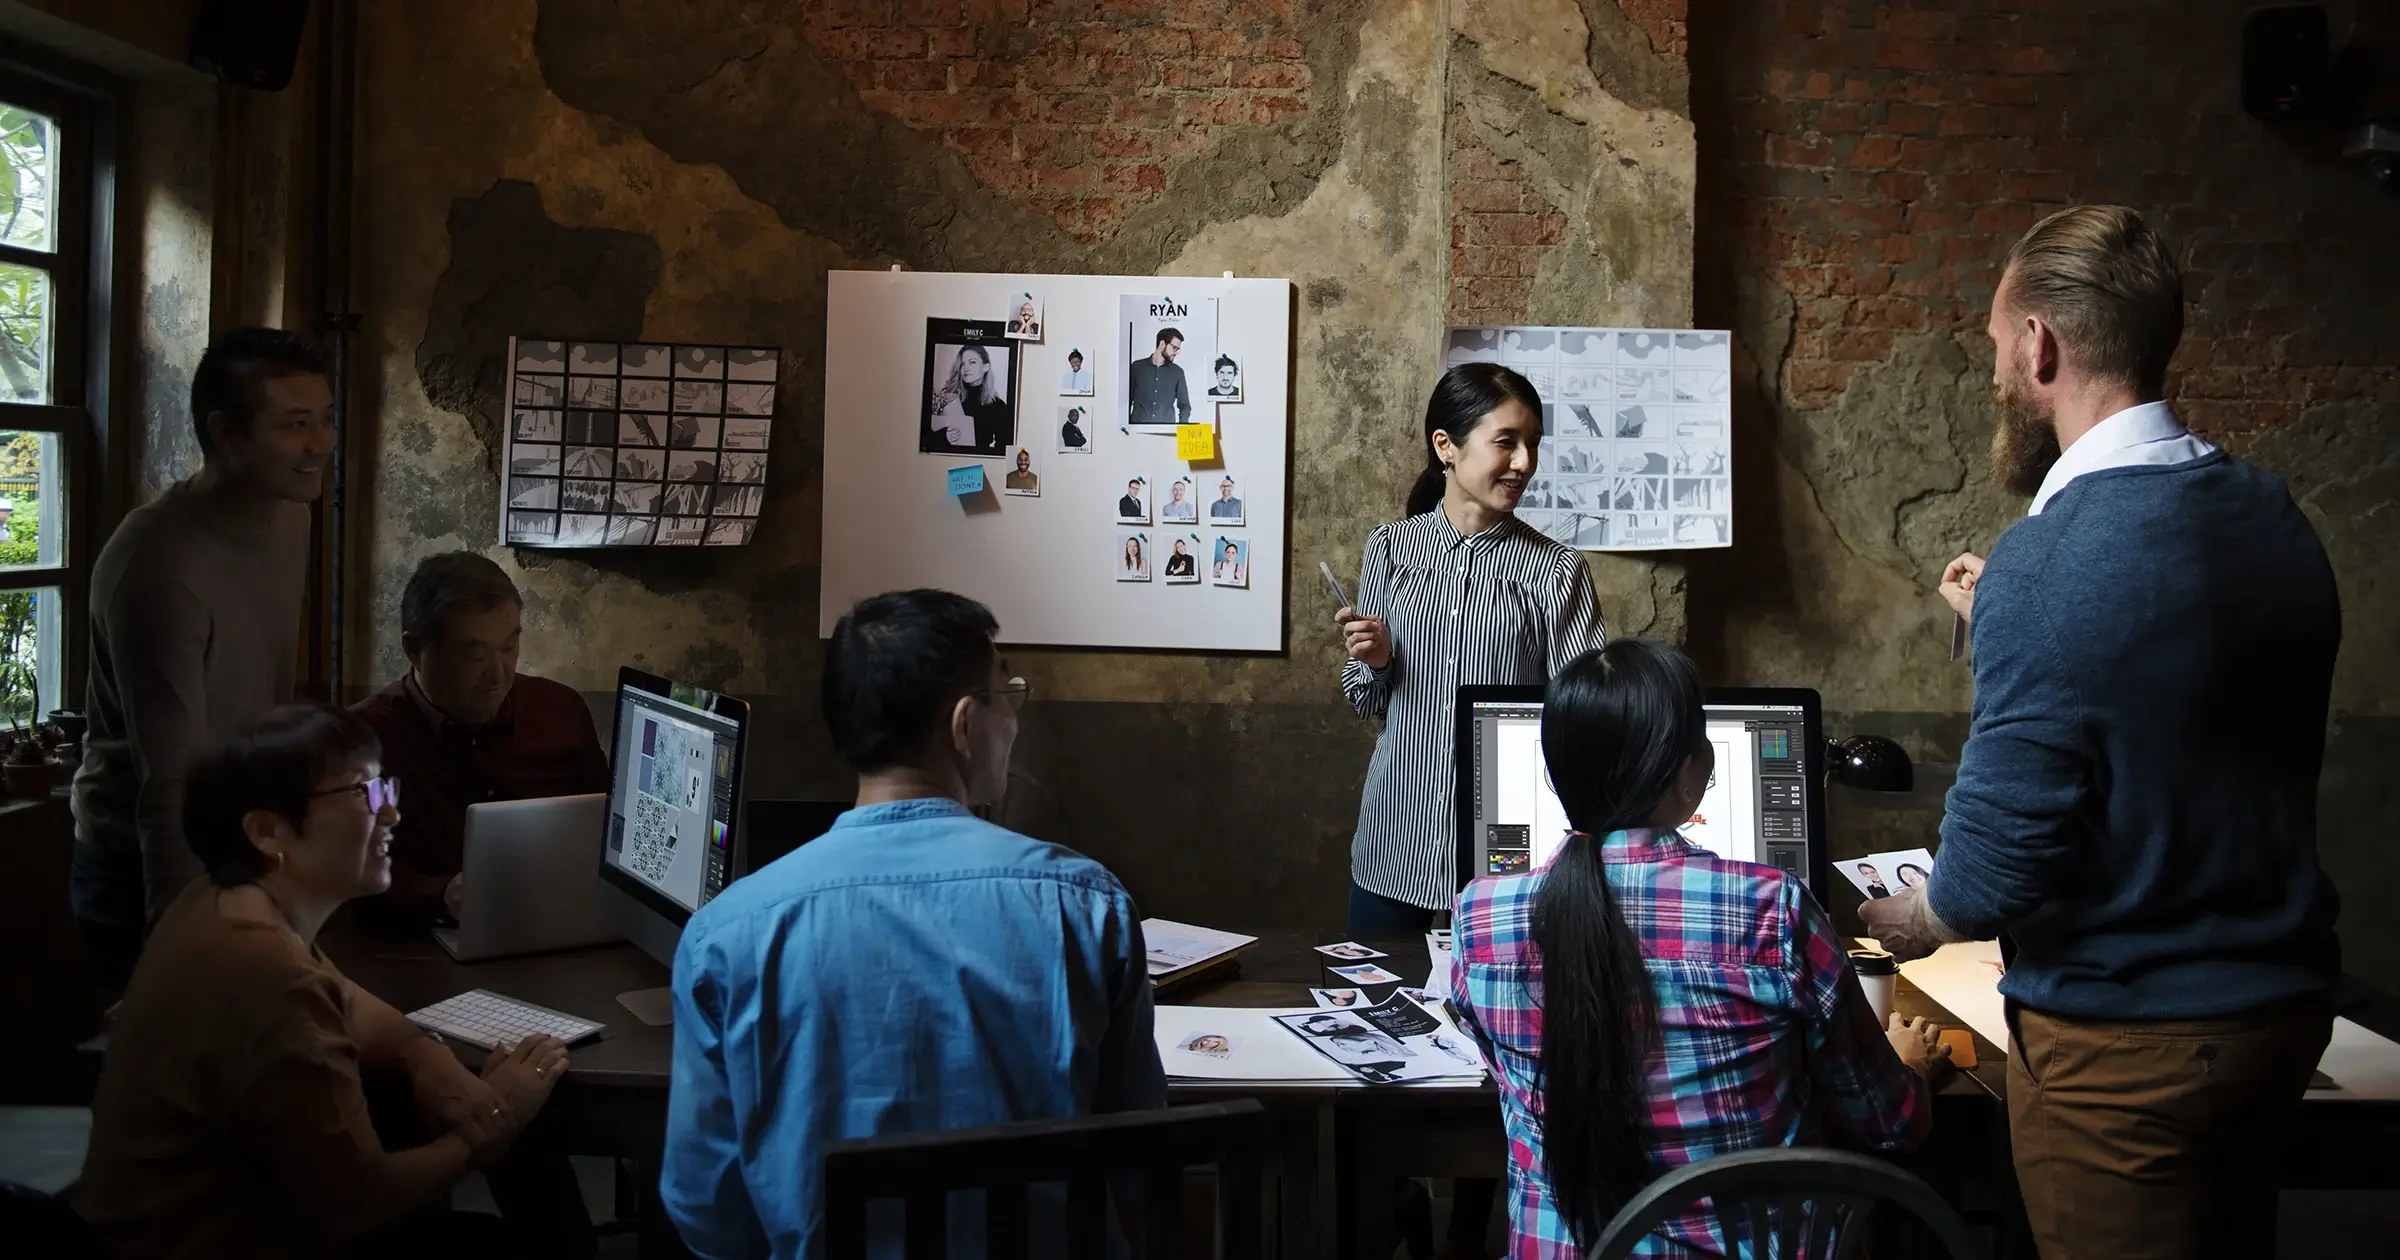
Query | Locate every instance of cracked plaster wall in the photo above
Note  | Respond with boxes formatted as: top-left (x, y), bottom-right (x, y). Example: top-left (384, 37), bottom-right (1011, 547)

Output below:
top-left (349, 0), bottom-right (1697, 926)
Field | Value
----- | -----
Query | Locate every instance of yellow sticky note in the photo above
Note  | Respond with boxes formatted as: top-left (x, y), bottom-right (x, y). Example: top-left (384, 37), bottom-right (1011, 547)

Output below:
top-left (1176, 423), bottom-right (1217, 461)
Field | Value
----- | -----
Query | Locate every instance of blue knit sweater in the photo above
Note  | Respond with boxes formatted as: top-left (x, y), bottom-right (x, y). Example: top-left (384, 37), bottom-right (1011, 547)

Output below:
top-left (1929, 451), bottom-right (2343, 1019)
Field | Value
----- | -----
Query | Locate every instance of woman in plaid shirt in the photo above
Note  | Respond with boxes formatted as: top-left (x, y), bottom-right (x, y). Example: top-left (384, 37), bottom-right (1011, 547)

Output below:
top-left (1450, 640), bottom-right (1951, 1257)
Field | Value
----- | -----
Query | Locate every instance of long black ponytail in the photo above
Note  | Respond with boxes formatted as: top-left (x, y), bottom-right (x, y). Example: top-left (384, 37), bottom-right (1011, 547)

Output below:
top-left (1404, 361), bottom-right (1545, 517)
top-left (1532, 638), bottom-right (1709, 1249)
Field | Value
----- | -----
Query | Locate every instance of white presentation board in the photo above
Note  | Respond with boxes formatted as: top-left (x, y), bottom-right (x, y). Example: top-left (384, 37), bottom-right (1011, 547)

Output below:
top-left (820, 270), bottom-right (1293, 650)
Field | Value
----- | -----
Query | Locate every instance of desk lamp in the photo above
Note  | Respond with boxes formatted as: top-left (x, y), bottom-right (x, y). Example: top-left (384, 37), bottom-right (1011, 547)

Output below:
top-left (1826, 735), bottom-right (1914, 793)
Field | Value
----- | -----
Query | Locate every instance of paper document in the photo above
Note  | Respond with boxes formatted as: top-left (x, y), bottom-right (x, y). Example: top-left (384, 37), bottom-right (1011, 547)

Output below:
top-left (2313, 1018), bottom-right (2400, 1101)
top-left (1874, 939), bottom-right (2400, 1101)
top-left (1143, 919), bottom-right (1256, 977)
top-left (1894, 938), bottom-right (2008, 1049)
top-left (1423, 932), bottom-right (1457, 1002)
top-left (1155, 1006), bottom-right (1356, 1083)
top-left (1271, 995), bottom-right (1485, 1085)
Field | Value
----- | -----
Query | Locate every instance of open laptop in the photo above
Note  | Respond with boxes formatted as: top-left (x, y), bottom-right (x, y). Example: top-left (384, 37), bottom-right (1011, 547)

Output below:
top-left (432, 793), bottom-right (618, 962)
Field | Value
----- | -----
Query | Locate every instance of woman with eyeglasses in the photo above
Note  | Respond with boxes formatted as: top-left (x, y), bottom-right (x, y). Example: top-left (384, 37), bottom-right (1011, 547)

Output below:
top-left (75, 704), bottom-right (579, 1259)
top-left (1449, 641), bottom-right (1949, 1257)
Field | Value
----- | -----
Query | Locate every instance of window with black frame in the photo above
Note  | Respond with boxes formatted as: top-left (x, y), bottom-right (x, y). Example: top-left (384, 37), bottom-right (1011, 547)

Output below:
top-left (0, 65), bottom-right (101, 737)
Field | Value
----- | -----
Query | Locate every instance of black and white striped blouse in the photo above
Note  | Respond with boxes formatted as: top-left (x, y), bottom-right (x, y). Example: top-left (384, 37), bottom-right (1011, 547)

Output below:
top-left (1341, 510), bottom-right (1609, 909)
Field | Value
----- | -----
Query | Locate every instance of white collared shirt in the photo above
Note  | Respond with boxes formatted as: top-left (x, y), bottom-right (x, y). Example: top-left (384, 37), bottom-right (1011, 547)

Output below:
top-left (2028, 401), bottom-right (2217, 515)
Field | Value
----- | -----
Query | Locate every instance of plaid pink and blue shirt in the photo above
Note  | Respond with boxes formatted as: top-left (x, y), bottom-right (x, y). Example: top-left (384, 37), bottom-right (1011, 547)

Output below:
top-left (1450, 828), bottom-right (1930, 1258)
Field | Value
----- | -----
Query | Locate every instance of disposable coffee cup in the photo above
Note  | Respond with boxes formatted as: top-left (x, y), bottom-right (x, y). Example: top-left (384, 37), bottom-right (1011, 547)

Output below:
top-left (1849, 948), bottom-right (1897, 1025)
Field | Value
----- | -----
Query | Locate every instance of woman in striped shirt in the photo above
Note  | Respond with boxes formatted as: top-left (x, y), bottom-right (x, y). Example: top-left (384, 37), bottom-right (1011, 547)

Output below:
top-left (1335, 363), bottom-right (1609, 933)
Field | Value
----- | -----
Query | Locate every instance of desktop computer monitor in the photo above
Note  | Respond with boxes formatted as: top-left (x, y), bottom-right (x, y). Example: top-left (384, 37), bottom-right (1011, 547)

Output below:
top-left (1455, 685), bottom-right (1827, 893)
top-left (597, 665), bottom-right (751, 969)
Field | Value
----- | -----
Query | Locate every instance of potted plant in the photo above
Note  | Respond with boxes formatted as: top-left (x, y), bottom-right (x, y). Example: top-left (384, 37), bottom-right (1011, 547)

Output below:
top-left (3, 722), bottom-right (55, 797)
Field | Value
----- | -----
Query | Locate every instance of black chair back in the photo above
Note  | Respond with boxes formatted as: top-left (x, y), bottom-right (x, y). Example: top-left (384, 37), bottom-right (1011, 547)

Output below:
top-left (0, 1180), bottom-right (113, 1259)
top-left (821, 1100), bottom-right (1270, 1260)
top-left (1588, 1147), bottom-right (1981, 1260)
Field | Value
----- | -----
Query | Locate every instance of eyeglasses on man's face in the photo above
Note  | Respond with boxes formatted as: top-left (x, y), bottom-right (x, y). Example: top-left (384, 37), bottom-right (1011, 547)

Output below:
top-left (976, 678), bottom-right (1032, 712)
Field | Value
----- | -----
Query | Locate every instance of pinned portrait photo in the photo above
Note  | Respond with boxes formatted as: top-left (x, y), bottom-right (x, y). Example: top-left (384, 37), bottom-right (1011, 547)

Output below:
top-left (1058, 348), bottom-right (1094, 396)
top-left (1327, 962), bottom-right (1402, 987)
top-left (1211, 536), bottom-right (1249, 588)
top-left (1206, 474), bottom-right (1244, 526)
top-left (1005, 291), bottom-right (1044, 341)
top-left (1205, 353), bottom-right (1242, 402)
top-left (1118, 293), bottom-right (1217, 430)
top-left (1115, 476), bottom-right (1150, 525)
top-left (1003, 446), bottom-right (1041, 497)
top-left (1160, 475), bottom-right (1197, 523)
top-left (1162, 534), bottom-right (1201, 584)
top-left (1116, 531), bottom-right (1152, 583)
top-left (1311, 988), bottom-right (1364, 1009)
top-left (921, 318), bottom-right (1016, 456)
top-left (1056, 405), bottom-right (1093, 455)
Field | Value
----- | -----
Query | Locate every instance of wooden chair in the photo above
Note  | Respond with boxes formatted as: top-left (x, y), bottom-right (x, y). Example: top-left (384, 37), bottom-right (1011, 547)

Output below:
top-left (1587, 1147), bottom-right (1982, 1260)
top-left (821, 1100), bottom-right (1270, 1260)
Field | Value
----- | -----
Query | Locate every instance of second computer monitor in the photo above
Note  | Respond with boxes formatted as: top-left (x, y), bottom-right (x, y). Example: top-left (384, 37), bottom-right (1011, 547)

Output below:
top-left (1454, 684), bottom-right (1826, 894)
top-left (598, 666), bottom-right (751, 966)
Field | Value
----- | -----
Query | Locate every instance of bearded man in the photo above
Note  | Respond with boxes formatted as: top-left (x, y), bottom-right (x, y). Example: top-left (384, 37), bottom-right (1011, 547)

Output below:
top-left (1860, 205), bottom-right (2341, 1260)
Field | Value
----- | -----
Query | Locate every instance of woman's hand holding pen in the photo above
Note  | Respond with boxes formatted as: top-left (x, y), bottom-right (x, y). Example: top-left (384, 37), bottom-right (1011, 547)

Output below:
top-left (1335, 606), bottom-right (1392, 671)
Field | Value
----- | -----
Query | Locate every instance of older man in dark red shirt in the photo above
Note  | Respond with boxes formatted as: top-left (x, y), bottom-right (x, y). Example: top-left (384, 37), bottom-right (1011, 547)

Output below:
top-left (353, 552), bottom-right (608, 924)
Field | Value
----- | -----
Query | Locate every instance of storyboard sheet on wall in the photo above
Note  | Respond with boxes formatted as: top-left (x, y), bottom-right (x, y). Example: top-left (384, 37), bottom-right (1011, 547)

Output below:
top-left (500, 337), bottom-right (778, 548)
top-left (1443, 326), bottom-right (1734, 551)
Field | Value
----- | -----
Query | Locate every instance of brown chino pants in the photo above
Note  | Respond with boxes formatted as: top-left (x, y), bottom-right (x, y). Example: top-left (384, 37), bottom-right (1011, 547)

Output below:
top-left (2005, 994), bottom-right (2332, 1260)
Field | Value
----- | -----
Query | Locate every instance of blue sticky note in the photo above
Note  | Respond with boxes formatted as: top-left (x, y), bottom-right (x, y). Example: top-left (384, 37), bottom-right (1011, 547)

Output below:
top-left (947, 465), bottom-right (986, 496)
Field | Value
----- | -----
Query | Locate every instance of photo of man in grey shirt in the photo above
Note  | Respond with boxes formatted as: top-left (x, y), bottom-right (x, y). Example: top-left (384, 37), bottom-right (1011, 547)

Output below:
top-left (1128, 328), bottom-right (1191, 427)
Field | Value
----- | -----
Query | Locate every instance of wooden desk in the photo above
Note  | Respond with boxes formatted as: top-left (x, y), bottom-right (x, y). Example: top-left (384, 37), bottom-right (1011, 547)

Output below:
top-left (327, 922), bottom-right (2400, 1260)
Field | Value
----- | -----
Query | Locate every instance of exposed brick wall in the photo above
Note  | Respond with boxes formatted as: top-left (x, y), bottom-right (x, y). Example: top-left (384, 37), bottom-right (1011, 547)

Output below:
top-left (1610, 0), bottom-right (1691, 63)
top-left (1711, 0), bottom-right (2400, 436)
top-left (1446, 116), bottom-right (1569, 325)
top-left (802, 0), bottom-right (1309, 242)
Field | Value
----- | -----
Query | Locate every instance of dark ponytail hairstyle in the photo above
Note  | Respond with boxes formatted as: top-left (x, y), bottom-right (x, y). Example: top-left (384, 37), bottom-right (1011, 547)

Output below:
top-left (1405, 362), bottom-right (1546, 517)
top-left (1532, 638), bottom-right (1709, 1249)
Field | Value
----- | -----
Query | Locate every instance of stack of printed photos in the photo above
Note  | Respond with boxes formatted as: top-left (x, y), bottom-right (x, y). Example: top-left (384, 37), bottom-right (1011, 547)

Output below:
top-left (501, 337), bottom-right (778, 548)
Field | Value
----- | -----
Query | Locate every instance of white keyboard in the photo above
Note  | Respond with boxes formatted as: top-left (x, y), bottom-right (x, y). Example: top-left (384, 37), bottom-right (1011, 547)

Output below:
top-left (407, 989), bottom-right (606, 1051)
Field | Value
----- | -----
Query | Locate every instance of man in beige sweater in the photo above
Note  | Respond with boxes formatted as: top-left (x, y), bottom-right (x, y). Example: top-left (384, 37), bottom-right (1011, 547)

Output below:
top-left (70, 328), bottom-right (330, 998)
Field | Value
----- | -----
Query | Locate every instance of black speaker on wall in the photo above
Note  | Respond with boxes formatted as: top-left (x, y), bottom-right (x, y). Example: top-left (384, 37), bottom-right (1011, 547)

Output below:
top-left (190, 0), bottom-right (312, 92)
top-left (2241, 5), bottom-right (2329, 120)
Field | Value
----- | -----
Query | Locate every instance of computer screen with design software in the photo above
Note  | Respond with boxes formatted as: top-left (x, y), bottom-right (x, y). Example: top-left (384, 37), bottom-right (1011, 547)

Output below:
top-left (599, 668), bottom-right (748, 924)
top-left (1455, 686), bottom-right (1825, 892)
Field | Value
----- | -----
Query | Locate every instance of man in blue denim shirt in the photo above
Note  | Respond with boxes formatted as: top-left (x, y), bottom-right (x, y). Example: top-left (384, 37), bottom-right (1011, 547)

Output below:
top-left (662, 590), bottom-right (1165, 1259)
